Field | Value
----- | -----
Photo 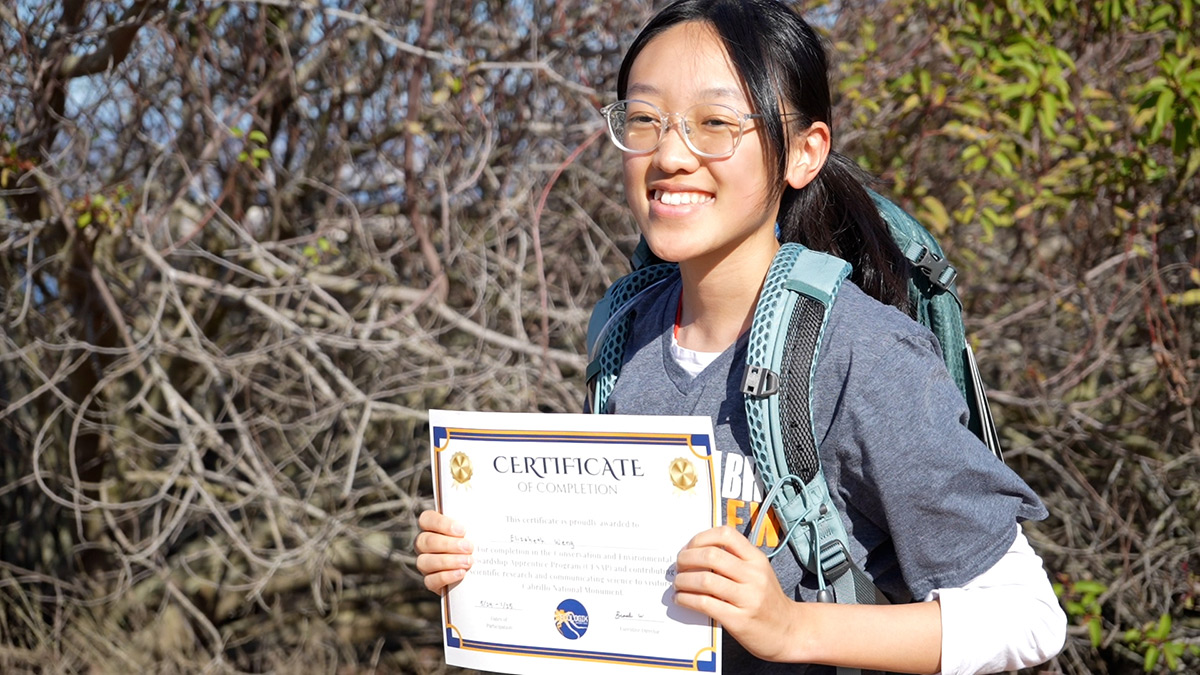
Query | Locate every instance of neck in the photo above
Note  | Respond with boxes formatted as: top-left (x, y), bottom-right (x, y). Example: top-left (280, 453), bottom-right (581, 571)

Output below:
top-left (675, 239), bottom-right (779, 352)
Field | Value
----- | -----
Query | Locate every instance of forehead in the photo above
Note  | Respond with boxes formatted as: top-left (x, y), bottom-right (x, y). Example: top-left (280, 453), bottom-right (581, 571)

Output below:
top-left (625, 22), bottom-right (749, 106)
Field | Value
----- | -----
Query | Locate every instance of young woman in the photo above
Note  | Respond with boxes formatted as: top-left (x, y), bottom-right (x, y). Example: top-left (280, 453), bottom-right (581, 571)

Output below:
top-left (417, 1), bottom-right (1066, 672)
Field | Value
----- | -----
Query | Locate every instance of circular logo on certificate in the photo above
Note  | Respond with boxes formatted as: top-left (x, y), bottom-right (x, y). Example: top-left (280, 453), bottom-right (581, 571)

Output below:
top-left (554, 599), bottom-right (589, 639)
top-left (450, 452), bottom-right (473, 485)
top-left (669, 457), bottom-right (698, 492)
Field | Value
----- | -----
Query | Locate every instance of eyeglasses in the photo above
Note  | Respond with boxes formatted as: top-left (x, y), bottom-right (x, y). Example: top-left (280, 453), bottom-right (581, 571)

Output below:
top-left (599, 99), bottom-right (764, 159)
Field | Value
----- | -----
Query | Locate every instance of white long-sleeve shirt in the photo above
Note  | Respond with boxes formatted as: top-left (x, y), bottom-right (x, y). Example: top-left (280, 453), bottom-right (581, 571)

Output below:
top-left (929, 529), bottom-right (1066, 674)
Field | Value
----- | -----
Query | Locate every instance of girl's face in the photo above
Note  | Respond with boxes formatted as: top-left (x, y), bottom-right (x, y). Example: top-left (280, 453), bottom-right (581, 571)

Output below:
top-left (621, 22), bottom-right (781, 272)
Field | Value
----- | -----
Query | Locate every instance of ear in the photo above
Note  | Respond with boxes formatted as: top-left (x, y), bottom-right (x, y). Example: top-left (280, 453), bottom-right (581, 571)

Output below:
top-left (784, 121), bottom-right (831, 190)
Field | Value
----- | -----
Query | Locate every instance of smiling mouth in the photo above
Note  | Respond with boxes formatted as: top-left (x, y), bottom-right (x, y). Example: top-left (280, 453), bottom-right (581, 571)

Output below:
top-left (652, 190), bottom-right (715, 206)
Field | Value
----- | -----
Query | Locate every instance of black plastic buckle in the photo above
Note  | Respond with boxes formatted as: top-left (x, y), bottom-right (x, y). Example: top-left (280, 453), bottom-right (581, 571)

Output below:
top-left (912, 246), bottom-right (957, 292)
top-left (741, 365), bottom-right (780, 398)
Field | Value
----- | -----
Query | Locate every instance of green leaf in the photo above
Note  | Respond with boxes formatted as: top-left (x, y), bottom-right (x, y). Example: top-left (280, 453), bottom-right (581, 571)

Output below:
top-left (1182, 149), bottom-right (1200, 184)
top-left (952, 101), bottom-right (987, 119)
top-left (1165, 642), bottom-right (1183, 670)
top-left (237, 150), bottom-right (249, 163)
top-left (1173, 54), bottom-right (1194, 82)
top-left (993, 151), bottom-right (1014, 176)
top-left (231, 126), bottom-right (244, 138)
top-left (919, 195), bottom-right (950, 234)
top-left (1088, 617), bottom-right (1103, 647)
top-left (1144, 645), bottom-right (1160, 672)
top-left (249, 130), bottom-right (268, 144)
top-left (1073, 580), bottom-right (1108, 595)
top-left (77, 211), bottom-right (92, 227)
top-left (995, 83), bottom-right (1028, 101)
top-left (1019, 103), bottom-right (1035, 135)
top-left (252, 148), bottom-right (271, 160)
top-left (1153, 89), bottom-right (1177, 141)
top-left (1149, 4), bottom-right (1175, 24)
top-left (1152, 613), bottom-right (1172, 639)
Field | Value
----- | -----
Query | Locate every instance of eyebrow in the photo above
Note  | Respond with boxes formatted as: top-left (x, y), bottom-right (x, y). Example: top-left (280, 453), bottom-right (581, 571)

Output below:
top-left (625, 83), bottom-right (747, 102)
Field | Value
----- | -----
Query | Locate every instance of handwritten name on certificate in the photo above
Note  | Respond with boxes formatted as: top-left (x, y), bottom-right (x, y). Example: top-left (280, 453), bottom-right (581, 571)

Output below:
top-left (429, 410), bottom-right (721, 675)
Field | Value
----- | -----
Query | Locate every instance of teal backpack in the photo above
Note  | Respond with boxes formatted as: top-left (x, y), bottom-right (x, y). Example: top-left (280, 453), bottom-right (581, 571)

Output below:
top-left (585, 190), bottom-right (1002, 671)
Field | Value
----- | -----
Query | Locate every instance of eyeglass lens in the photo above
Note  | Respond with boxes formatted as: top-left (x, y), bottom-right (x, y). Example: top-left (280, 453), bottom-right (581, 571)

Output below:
top-left (607, 101), bottom-right (743, 157)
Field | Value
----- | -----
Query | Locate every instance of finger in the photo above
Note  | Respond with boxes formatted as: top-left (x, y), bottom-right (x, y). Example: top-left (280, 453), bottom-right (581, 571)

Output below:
top-left (683, 525), bottom-right (759, 558)
top-left (418, 510), bottom-right (465, 537)
top-left (416, 551), bottom-right (473, 575)
top-left (676, 543), bottom-right (743, 578)
top-left (672, 582), bottom-right (737, 620)
top-left (415, 530), bottom-right (474, 556)
top-left (673, 567), bottom-right (739, 600)
top-left (422, 566), bottom-right (469, 594)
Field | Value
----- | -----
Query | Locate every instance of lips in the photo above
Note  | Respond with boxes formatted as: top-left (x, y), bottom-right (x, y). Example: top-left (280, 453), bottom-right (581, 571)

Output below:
top-left (651, 189), bottom-right (715, 205)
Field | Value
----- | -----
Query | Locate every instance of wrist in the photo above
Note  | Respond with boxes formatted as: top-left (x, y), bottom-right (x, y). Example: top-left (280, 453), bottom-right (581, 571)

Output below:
top-left (775, 598), bottom-right (818, 663)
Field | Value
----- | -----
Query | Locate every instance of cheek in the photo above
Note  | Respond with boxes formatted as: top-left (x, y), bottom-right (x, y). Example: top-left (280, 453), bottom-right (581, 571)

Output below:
top-left (723, 156), bottom-right (776, 204)
top-left (621, 157), bottom-right (647, 203)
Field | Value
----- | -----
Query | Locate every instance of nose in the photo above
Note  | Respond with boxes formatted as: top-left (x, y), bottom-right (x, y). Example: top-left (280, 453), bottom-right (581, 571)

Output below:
top-left (653, 113), bottom-right (699, 172)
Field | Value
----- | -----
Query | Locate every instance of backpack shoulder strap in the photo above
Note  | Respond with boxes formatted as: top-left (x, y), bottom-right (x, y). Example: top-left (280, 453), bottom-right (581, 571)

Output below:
top-left (869, 190), bottom-right (1002, 459)
top-left (585, 261), bottom-right (678, 413)
top-left (743, 243), bottom-right (888, 616)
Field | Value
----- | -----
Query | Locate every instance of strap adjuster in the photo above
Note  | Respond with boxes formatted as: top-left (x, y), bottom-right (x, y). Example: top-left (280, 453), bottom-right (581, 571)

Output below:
top-left (819, 538), bottom-right (852, 581)
top-left (741, 365), bottom-right (780, 398)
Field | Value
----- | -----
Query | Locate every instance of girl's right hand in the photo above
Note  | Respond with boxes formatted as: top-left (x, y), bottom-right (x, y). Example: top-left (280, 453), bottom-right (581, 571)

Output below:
top-left (415, 509), bottom-right (474, 593)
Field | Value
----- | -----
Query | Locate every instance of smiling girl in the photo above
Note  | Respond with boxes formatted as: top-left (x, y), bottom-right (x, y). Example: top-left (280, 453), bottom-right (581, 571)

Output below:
top-left (416, 1), bottom-right (1066, 673)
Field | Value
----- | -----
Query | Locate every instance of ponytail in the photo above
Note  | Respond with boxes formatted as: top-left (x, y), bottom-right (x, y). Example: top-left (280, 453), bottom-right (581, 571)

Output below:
top-left (778, 151), bottom-right (912, 315)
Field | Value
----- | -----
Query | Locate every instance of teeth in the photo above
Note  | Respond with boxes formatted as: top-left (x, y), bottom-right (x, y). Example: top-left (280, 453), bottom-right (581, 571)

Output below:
top-left (653, 190), bottom-right (713, 206)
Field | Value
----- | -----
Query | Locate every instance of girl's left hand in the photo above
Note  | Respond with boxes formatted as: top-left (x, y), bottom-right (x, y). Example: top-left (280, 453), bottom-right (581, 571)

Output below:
top-left (672, 525), bottom-right (800, 662)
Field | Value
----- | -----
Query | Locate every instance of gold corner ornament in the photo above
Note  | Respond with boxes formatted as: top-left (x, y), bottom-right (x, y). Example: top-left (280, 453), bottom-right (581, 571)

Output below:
top-left (450, 452), bottom-right (473, 485)
top-left (669, 457), bottom-right (697, 492)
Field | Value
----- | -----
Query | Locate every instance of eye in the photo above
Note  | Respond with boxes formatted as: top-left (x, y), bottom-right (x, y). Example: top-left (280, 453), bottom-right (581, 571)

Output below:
top-left (626, 112), bottom-right (660, 126)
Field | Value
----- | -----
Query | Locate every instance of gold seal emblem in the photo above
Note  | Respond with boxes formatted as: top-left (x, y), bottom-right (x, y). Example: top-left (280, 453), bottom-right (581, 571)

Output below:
top-left (669, 457), bottom-right (697, 491)
top-left (450, 452), bottom-right (473, 485)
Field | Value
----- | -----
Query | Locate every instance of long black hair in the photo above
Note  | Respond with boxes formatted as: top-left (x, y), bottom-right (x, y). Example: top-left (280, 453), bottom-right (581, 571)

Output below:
top-left (616, 0), bottom-right (911, 313)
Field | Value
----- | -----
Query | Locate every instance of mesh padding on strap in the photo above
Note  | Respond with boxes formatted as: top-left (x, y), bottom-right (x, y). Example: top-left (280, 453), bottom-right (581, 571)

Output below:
top-left (779, 296), bottom-right (824, 484)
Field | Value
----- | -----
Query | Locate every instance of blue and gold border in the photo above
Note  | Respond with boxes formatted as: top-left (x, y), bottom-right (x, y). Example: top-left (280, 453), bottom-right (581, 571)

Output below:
top-left (446, 625), bottom-right (717, 672)
top-left (433, 427), bottom-right (713, 458)
top-left (432, 424), bottom-right (720, 672)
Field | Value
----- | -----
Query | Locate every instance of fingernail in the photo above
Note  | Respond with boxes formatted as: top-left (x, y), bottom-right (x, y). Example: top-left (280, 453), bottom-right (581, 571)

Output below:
top-left (462, 556), bottom-right (473, 568)
top-left (457, 540), bottom-right (470, 553)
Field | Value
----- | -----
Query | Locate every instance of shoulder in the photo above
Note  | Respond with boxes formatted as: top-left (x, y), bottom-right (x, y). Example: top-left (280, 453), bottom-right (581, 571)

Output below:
top-left (822, 280), bottom-right (942, 371)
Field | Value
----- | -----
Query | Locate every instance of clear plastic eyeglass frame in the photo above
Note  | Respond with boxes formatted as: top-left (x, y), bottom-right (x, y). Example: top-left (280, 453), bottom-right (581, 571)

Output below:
top-left (599, 99), bottom-right (765, 159)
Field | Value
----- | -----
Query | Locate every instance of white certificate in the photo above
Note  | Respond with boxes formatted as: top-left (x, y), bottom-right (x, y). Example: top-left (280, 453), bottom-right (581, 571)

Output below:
top-left (429, 409), bottom-right (721, 675)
